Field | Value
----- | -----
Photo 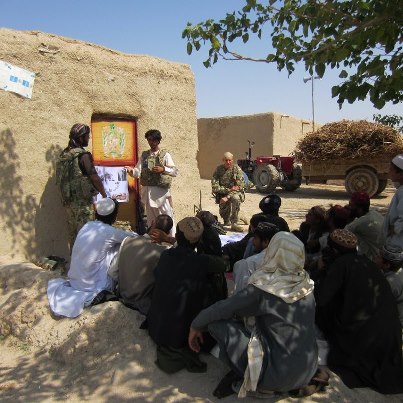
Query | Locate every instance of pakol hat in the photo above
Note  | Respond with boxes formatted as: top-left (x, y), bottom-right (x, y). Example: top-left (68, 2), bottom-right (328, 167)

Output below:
top-left (95, 198), bottom-right (116, 216)
top-left (382, 245), bottom-right (403, 263)
top-left (177, 217), bottom-right (204, 243)
top-left (392, 154), bottom-right (403, 170)
top-left (330, 229), bottom-right (357, 249)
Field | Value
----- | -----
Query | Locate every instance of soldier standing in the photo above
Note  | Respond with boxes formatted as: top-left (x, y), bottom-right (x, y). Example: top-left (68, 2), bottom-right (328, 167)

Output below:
top-left (56, 123), bottom-right (107, 248)
top-left (212, 152), bottom-right (245, 232)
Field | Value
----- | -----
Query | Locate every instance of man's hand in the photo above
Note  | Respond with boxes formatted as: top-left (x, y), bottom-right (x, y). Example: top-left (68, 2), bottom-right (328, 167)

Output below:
top-left (219, 196), bottom-right (229, 204)
top-left (152, 166), bottom-right (164, 174)
top-left (188, 327), bottom-right (204, 353)
top-left (149, 228), bottom-right (176, 245)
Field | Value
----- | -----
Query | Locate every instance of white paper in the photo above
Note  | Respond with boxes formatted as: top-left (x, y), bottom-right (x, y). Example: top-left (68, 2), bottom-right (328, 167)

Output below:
top-left (94, 166), bottom-right (129, 202)
top-left (0, 60), bottom-right (36, 99)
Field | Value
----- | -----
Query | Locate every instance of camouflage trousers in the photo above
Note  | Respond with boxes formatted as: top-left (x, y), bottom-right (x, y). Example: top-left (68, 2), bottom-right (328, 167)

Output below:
top-left (65, 201), bottom-right (94, 249)
top-left (219, 192), bottom-right (243, 225)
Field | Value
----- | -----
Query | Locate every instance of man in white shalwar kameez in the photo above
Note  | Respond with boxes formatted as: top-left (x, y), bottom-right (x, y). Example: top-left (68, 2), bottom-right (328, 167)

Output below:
top-left (127, 129), bottom-right (177, 236)
top-left (47, 198), bottom-right (137, 318)
top-left (382, 154), bottom-right (403, 249)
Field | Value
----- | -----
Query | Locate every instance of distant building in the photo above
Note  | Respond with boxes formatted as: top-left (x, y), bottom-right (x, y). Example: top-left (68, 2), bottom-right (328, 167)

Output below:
top-left (197, 112), bottom-right (315, 179)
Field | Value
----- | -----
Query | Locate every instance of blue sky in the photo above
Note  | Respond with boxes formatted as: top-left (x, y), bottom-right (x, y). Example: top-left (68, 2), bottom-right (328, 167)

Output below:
top-left (1, 0), bottom-right (401, 123)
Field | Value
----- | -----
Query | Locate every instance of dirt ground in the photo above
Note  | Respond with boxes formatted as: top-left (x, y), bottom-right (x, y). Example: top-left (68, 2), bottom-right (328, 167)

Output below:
top-left (1, 180), bottom-right (402, 403)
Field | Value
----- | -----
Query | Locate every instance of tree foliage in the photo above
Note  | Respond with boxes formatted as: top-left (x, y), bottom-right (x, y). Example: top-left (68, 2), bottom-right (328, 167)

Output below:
top-left (373, 114), bottom-right (403, 133)
top-left (182, 0), bottom-right (403, 109)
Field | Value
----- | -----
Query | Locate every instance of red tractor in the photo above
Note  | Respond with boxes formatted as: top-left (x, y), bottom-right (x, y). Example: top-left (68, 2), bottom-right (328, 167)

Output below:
top-left (237, 141), bottom-right (302, 193)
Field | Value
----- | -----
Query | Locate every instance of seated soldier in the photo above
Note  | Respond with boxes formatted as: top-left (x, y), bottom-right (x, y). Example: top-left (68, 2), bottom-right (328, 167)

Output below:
top-left (147, 217), bottom-right (227, 374)
top-left (345, 191), bottom-right (383, 260)
top-left (222, 214), bottom-right (268, 270)
top-left (257, 194), bottom-right (289, 232)
top-left (116, 214), bottom-right (174, 315)
top-left (47, 198), bottom-right (137, 318)
top-left (374, 244), bottom-right (403, 328)
top-left (315, 229), bottom-right (403, 394)
top-left (233, 222), bottom-right (280, 292)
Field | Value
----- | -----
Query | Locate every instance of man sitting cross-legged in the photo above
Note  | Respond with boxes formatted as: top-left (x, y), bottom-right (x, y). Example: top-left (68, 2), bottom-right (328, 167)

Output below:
top-left (47, 198), bottom-right (137, 318)
top-left (147, 216), bottom-right (228, 374)
top-left (116, 214), bottom-right (174, 315)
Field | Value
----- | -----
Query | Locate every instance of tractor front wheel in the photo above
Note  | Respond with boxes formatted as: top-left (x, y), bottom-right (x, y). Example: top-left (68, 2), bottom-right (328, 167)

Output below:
top-left (253, 164), bottom-right (280, 193)
top-left (280, 164), bottom-right (302, 191)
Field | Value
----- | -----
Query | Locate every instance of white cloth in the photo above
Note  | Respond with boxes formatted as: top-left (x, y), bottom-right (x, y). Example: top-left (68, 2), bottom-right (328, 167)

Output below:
top-left (47, 221), bottom-right (137, 318)
top-left (132, 150), bottom-right (177, 235)
top-left (382, 185), bottom-right (403, 249)
top-left (248, 232), bottom-right (314, 303)
top-left (233, 250), bottom-right (265, 293)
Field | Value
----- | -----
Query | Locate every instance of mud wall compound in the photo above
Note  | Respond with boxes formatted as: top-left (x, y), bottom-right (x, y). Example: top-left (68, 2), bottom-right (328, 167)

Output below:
top-left (0, 28), bottom-right (199, 259)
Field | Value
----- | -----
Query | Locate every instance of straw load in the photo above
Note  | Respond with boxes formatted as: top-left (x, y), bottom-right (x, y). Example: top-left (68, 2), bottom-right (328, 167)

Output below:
top-left (294, 120), bottom-right (403, 162)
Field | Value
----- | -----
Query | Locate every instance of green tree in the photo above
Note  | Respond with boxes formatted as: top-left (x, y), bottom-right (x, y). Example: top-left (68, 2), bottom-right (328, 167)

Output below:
top-left (373, 114), bottom-right (403, 132)
top-left (183, 0), bottom-right (402, 109)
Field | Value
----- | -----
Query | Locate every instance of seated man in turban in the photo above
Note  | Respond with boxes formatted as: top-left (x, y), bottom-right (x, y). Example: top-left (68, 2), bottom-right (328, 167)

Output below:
top-left (315, 229), bottom-right (403, 394)
top-left (256, 194), bottom-right (289, 232)
top-left (147, 217), bottom-right (228, 374)
top-left (345, 191), bottom-right (383, 260)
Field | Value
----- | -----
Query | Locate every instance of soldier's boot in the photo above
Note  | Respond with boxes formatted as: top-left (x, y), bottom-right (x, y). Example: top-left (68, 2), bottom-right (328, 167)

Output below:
top-left (237, 212), bottom-right (249, 225)
top-left (231, 223), bottom-right (244, 232)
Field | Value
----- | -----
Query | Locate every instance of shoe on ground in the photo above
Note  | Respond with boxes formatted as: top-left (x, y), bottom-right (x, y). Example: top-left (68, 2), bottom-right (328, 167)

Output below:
top-left (223, 221), bottom-right (230, 226)
top-left (237, 213), bottom-right (249, 225)
top-left (231, 223), bottom-right (244, 232)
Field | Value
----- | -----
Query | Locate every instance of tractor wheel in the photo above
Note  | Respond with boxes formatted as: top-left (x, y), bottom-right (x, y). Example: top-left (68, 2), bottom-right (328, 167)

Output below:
top-left (281, 164), bottom-right (302, 191)
top-left (375, 179), bottom-right (387, 195)
top-left (253, 164), bottom-right (280, 193)
top-left (345, 168), bottom-right (379, 198)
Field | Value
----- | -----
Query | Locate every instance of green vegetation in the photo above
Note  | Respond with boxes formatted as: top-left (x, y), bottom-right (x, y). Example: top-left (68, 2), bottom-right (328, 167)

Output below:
top-left (183, 0), bottom-right (402, 109)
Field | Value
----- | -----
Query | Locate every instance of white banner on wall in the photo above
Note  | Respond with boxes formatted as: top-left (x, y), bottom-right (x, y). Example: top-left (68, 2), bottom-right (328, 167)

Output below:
top-left (0, 60), bottom-right (36, 99)
top-left (94, 166), bottom-right (129, 203)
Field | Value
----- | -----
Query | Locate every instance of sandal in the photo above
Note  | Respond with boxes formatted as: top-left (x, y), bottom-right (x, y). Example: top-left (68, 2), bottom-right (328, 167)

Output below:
top-left (213, 370), bottom-right (241, 399)
top-left (289, 368), bottom-right (329, 397)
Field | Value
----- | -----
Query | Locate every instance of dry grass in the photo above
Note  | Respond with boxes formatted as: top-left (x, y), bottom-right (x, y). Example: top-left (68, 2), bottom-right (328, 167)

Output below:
top-left (294, 120), bottom-right (403, 161)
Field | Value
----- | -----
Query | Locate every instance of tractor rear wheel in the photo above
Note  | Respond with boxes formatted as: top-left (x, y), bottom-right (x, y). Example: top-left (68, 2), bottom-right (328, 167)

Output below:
top-left (345, 167), bottom-right (379, 198)
top-left (281, 164), bottom-right (302, 191)
top-left (253, 164), bottom-right (280, 193)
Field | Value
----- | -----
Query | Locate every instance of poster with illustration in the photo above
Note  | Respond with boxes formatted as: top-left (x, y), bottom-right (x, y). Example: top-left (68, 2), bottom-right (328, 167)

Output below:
top-left (94, 166), bottom-right (129, 203)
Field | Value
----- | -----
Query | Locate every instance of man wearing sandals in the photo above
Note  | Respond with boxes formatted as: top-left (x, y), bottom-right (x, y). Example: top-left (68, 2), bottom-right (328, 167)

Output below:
top-left (189, 232), bottom-right (328, 398)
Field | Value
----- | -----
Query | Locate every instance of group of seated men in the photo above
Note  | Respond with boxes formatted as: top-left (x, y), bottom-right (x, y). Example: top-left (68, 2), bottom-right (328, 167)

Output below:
top-left (47, 189), bottom-right (403, 398)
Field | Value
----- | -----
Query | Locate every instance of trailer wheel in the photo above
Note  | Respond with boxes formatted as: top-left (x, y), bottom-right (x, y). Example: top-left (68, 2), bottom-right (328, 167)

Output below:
top-left (281, 164), bottom-right (302, 191)
top-left (375, 179), bottom-right (387, 195)
top-left (253, 164), bottom-right (280, 193)
top-left (345, 168), bottom-right (379, 197)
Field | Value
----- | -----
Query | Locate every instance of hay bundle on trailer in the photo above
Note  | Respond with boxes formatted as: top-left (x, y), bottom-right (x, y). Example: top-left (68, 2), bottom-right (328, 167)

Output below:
top-left (294, 120), bottom-right (403, 162)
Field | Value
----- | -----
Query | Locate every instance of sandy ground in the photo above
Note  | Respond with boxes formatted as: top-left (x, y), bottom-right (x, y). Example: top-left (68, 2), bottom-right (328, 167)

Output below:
top-left (1, 180), bottom-right (402, 403)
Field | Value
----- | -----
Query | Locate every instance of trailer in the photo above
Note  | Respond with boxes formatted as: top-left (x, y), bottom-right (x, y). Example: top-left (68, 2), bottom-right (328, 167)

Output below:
top-left (302, 158), bottom-right (390, 197)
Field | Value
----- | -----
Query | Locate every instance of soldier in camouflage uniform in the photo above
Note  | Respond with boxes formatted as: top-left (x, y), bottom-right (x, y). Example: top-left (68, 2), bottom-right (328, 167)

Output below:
top-left (212, 152), bottom-right (246, 232)
top-left (57, 123), bottom-right (107, 249)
